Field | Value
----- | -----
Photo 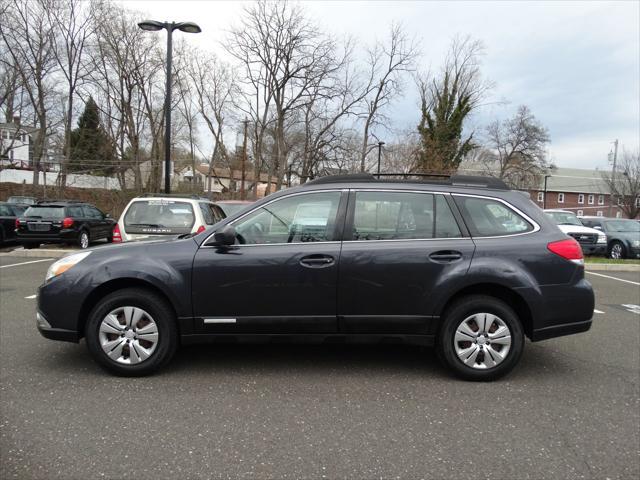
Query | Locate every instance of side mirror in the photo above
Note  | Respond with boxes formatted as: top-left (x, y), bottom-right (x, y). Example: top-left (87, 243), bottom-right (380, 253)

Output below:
top-left (105, 213), bottom-right (111, 219)
top-left (593, 225), bottom-right (602, 230)
top-left (209, 225), bottom-right (237, 246)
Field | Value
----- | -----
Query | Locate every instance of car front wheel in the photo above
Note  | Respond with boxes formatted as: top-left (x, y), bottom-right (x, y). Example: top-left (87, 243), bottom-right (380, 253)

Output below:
top-left (85, 288), bottom-right (178, 376)
top-left (437, 295), bottom-right (524, 381)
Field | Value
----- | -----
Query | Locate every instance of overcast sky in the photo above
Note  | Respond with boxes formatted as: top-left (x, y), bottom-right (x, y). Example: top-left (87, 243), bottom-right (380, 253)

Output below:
top-left (122, 0), bottom-right (639, 170)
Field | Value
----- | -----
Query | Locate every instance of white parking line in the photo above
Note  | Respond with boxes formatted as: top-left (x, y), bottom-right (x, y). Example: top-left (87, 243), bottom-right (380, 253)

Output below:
top-left (25, 294), bottom-right (36, 299)
top-left (594, 309), bottom-right (605, 314)
top-left (586, 271), bottom-right (640, 286)
top-left (0, 258), bottom-right (53, 269)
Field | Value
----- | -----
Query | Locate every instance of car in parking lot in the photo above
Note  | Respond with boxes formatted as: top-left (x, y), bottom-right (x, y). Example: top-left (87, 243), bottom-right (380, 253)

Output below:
top-left (214, 200), bottom-right (254, 217)
top-left (0, 202), bottom-right (28, 245)
top-left (6, 195), bottom-right (38, 206)
top-left (36, 173), bottom-right (594, 381)
top-left (114, 194), bottom-right (225, 242)
top-left (579, 216), bottom-right (640, 259)
top-left (544, 209), bottom-right (606, 255)
top-left (16, 201), bottom-right (115, 249)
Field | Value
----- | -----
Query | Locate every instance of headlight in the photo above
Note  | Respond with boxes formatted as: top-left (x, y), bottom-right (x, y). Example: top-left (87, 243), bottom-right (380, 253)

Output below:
top-left (597, 234), bottom-right (607, 244)
top-left (45, 251), bottom-right (91, 282)
top-left (632, 240), bottom-right (640, 247)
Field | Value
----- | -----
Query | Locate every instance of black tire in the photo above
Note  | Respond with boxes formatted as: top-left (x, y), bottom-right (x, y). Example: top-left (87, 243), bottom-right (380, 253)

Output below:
top-left (77, 230), bottom-right (90, 249)
top-left (23, 243), bottom-right (40, 249)
top-left (85, 288), bottom-right (178, 376)
top-left (608, 241), bottom-right (626, 260)
top-left (437, 295), bottom-right (524, 381)
top-left (106, 235), bottom-right (113, 243)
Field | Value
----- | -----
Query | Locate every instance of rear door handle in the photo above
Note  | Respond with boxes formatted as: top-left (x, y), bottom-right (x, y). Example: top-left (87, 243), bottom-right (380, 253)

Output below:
top-left (429, 251), bottom-right (463, 263)
top-left (300, 254), bottom-right (335, 268)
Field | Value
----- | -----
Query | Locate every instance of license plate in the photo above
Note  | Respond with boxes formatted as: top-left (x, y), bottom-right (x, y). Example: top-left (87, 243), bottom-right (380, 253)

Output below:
top-left (28, 223), bottom-right (51, 232)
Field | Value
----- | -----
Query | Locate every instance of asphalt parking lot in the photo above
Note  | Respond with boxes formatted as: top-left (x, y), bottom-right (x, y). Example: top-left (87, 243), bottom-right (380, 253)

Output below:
top-left (1, 257), bottom-right (638, 479)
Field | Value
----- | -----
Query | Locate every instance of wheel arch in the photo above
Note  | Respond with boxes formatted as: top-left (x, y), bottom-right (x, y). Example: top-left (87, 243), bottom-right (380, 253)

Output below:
top-left (436, 283), bottom-right (534, 339)
top-left (78, 278), bottom-right (179, 338)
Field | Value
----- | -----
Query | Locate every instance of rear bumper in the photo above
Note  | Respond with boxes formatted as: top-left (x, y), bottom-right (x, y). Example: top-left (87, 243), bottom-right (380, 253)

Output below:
top-left (530, 319), bottom-right (592, 341)
top-left (17, 229), bottom-right (78, 243)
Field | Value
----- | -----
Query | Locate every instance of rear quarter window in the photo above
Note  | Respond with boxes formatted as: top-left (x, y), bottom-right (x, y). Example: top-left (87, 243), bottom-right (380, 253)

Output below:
top-left (454, 196), bottom-right (534, 237)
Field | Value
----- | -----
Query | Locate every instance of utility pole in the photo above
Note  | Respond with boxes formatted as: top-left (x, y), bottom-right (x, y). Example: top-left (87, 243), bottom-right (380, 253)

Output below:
top-left (608, 139), bottom-right (618, 217)
top-left (376, 141), bottom-right (385, 178)
top-left (241, 119), bottom-right (248, 200)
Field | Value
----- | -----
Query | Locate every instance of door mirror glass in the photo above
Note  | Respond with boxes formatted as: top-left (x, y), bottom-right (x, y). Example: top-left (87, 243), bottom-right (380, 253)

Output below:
top-left (210, 225), bottom-right (237, 246)
top-left (593, 225), bottom-right (602, 230)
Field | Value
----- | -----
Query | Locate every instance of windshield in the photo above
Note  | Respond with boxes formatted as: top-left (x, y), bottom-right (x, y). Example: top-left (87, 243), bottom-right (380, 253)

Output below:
top-left (24, 206), bottom-right (65, 219)
top-left (545, 211), bottom-right (582, 226)
top-left (8, 196), bottom-right (37, 205)
top-left (604, 220), bottom-right (640, 233)
top-left (124, 200), bottom-right (195, 230)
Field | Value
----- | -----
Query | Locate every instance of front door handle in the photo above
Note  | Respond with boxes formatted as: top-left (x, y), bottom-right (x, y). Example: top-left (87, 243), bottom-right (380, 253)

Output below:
top-left (300, 254), bottom-right (335, 268)
top-left (429, 251), bottom-right (463, 263)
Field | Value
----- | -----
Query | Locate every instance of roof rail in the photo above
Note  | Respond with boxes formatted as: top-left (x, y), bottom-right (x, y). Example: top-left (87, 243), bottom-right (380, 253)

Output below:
top-left (36, 199), bottom-right (84, 204)
top-left (303, 173), bottom-right (509, 190)
top-left (137, 193), bottom-right (209, 200)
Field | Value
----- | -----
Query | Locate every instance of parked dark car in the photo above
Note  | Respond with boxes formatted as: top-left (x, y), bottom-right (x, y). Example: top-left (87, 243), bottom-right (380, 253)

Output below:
top-left (579, 216), bottom-right (640, 259)
top-left (0, 202), bottom-right (28, 245)
top-left (214, 200), bottom-right (253, 217)
top-left (16, 201), bottom-right (116, 249)
top-left (37, 174), bottom-right (594, 380)
top-left (7, 195), bottom-right (38, 205)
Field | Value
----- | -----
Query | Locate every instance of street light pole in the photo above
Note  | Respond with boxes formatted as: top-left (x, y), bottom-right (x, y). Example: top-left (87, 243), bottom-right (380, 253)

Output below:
top-left (376, 141), bottom-right (385, 178)
top-left (608, 139), bottom-right (619, 217)
top-left (138, 20), bottom-right (201, 194)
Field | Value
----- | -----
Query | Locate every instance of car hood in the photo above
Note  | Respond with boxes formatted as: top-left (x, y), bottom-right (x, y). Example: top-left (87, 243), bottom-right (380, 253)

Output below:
top-left (556, 224), bottom-right (603, 236)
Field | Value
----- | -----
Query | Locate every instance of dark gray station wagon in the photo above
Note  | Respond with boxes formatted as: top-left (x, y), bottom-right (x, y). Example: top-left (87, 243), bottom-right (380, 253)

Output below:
top-left (37, 174), bottom-right (594, 380)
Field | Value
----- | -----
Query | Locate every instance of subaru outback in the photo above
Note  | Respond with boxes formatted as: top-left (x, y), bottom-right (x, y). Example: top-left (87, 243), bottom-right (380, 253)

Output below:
top-left (36, 174), bottom-right (594, 380)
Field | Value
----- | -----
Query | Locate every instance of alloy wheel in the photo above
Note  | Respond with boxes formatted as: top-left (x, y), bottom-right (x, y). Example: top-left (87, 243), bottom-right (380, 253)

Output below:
top-left (610, 243), bottom-right (623, 259)
top-left (98, 306), bottom-right (159, 364)
top-left (453, 313), bottom-right (512, 369)
top-left (80, 232), bottom-right (89, 249)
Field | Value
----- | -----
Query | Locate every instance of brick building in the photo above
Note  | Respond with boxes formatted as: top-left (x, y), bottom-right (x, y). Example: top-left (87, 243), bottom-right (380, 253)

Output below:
top-left (528, 167), bottom-right (638, 218)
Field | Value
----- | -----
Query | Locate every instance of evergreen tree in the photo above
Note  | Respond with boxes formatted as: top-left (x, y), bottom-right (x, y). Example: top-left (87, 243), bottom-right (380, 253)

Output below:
top-left (69, 97), bottom-right (114, 174)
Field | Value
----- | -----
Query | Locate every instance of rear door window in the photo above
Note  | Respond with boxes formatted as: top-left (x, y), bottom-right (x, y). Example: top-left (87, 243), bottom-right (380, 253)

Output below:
top-left (351, 191), bottom-right (462, 240)
top-left (454, 196), bottom-right (533, 237)
top-left (68, 206), bottom-right (85, 218)
top-left (124, 200), bottom-right (195, 234)
top-left (82, 206), bottom-right (103, 219)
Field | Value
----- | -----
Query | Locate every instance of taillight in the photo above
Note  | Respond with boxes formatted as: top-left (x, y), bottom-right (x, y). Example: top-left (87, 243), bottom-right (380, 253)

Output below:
top-left (547, 238), bottom-right (584, 265)
top-left (15, 218), bottom-right (20, 229)
top-left (196, 225), bottom-right (206, 234)
top-left (112, 224), bottom-right (122, 243)
top-left (62, 217), bottom-right (74, 228)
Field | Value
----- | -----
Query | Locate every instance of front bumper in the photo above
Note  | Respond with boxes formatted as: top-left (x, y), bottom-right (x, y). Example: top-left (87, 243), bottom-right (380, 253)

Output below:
top-left (36, 310), bottom-right (80, 342)
top-left (629, 247), bottom-right (640, 259)
top-left (582, 244), bottom-right (606, 255)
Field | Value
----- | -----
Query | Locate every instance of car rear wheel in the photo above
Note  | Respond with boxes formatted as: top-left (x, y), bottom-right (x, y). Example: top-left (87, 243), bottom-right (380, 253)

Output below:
top-left (85, 288), bottom-right (178, 376)
top-left (78, 230), bottom-right (90, 249)
top-left (437, 295), bottom-right (524, 381)
top-left (608, 241), bottom-right (626, 259)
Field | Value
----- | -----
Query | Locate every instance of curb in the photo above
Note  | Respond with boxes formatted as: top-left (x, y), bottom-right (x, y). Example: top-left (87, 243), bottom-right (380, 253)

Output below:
top-left (585, 263), bottom-right (640, 272)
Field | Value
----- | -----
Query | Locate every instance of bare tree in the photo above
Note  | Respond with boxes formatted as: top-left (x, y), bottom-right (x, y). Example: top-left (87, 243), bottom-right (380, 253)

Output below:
top-left (358, 22), bottom-right (418, 172)
top-left (602, 149), bottom-right (640, 219)
top-left (481, 105), bottom-right (550, 188)
top-left (47, 0), bottom-right (93, 189)
top-left (228, 0), bottom-right (339, 193)
top-left (416, 35), bottom-right (492, 173)
top-left (0, 0), bottom-right (59, 184)
top-left (186, 49), bottom-right (236, 193)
